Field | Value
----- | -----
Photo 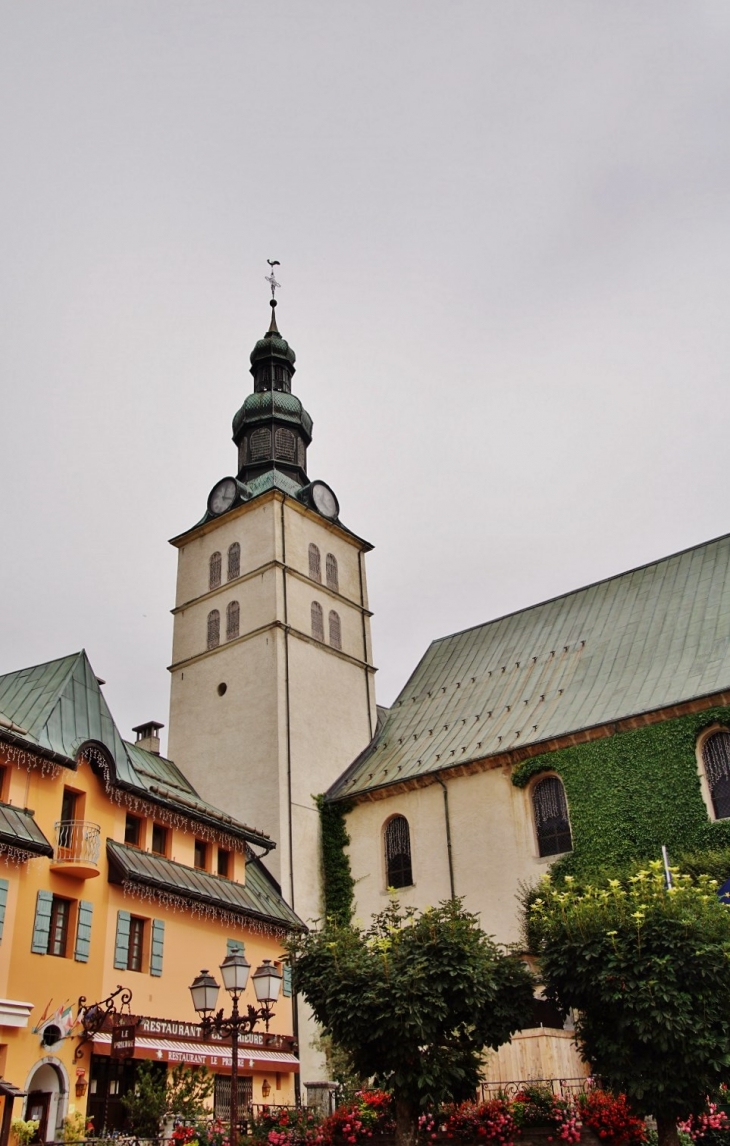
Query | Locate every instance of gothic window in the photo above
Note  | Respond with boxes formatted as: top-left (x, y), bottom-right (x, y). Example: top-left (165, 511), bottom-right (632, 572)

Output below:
top-left (250, 427), bottom-right (271, 462)
top-left (532, 776), bottom-right (572, 857)
top-left (207, 609), bottom-right (220, 650)
top-left (227, 543), bottom-right (240, 581)
top-left (275, 427), bottom-right (296, 463)
top-left (209, 552), bottom-right (222, 591)
top-left (384, 816), bottom-right (413, 889)
top-left (309, 543), bottom-right (322, 583)
top-left (329, 610), bottom-right (341, 650)
top-left (311, 601), bottom-right (324, 642)
top-left (226, 601), bottom-right (240, 641)
top-left (701, 730), bottom-right (730, 819)
top-left (326, 553), bottom-right (339, 592)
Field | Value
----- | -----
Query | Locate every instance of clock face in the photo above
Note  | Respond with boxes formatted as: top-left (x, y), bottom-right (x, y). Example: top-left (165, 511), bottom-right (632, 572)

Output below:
top-left (208, 477), bottom-right (238, 516)
top-left (311, 481), bottom-right (339, 520)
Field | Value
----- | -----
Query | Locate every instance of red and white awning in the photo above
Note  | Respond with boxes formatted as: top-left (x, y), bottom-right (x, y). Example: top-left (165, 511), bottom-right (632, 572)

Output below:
top-left (92, 1033), bottom-right (299, 1072)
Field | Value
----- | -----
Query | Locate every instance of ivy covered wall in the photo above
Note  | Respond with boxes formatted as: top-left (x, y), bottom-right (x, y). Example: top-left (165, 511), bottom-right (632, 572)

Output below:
top-left (511, 704), bottom-right (730, 878)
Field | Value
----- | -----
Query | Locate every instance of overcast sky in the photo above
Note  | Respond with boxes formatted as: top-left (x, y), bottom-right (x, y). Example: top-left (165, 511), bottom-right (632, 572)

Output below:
top-left (2, 3), bottom-right (730, 754)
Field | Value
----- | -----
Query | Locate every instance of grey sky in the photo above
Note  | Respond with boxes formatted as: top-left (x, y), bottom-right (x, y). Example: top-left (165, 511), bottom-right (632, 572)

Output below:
top-left (2, 3), bottom-right (730, 754)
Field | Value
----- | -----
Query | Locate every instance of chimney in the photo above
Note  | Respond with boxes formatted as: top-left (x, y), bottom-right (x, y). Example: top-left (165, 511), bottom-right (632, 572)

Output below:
top-left (132, 721), bottom-right (164, 756)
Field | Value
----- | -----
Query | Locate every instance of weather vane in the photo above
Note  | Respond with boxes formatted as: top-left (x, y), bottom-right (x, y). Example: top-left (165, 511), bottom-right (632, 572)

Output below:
top-left (265, 259), bottom-right (281, 299)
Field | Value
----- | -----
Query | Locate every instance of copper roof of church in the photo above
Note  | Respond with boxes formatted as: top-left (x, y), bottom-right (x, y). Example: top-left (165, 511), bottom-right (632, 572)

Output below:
top-left (330, 532), bottom-right (730, 800)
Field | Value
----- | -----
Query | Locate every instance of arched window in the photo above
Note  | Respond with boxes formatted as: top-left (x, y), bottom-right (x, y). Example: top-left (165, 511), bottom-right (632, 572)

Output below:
top-left (250, 427), bottom-right (271, 461)
top-left (702, 731), bottom-right (730, 819)
top-left (326, 553), bottom-right (339, 592)
top-left (385, 816), bottom-right (413, 888)
top-left (533, 776), bottom-right (572, 857)
top-left (226, 601), bottom-right (240, 641)
top-left (329, 610), bottom-right (341, 650)
top-left (275, 427), bottom-right (296, 462)
top-left (311, 602), bottom-right (324, 642)
top-left (227, 543), bottom-right (240, 581)
top-left (209, 552), bottom-right (222, 591)
top-left (207, 610), bottom-right (220, 650)
top-left (309, 543), bottom-right (322, 583)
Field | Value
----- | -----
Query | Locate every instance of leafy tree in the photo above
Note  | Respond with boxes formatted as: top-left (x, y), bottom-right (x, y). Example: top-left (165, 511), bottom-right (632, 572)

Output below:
top-left (529, 862), bottom-right (730, 1146)
top-left (287, 899), bottom-right (534, 1146)
top-left (122, 1061), bottom-right (214, 1136)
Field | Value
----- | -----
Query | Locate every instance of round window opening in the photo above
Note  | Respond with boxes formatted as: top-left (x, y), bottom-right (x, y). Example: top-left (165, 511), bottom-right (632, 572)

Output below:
top-left (42, 1023), bottom-right (63, 1048)
top-left (217, 683), bottom-right (227, 696)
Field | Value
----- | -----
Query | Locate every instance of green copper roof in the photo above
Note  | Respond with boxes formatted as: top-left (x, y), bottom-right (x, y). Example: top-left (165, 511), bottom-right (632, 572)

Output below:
top-left (107, 840), bottom-right (303, 930)
top-left (330, 532), bottom-right (730, 801)
top-left (0, 802), bottom-right (52, 857)
top-left (0, 651), bottom-right (272, 848)
top-left (232, 390), bottom-right (313, 439)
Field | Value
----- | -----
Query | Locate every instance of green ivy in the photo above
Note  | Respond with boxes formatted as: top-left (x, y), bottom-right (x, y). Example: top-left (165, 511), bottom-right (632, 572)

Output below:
top-left (511, 705), bottom-right (730, 880)
top-left (317, 794), bottom-right (355, 924)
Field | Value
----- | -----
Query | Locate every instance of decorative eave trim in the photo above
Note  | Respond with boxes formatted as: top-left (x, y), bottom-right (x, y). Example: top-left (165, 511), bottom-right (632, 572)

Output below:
top-left (0, 729), bottom-right (76, 773)
top-left (331, 688), bottom-right (730, 806)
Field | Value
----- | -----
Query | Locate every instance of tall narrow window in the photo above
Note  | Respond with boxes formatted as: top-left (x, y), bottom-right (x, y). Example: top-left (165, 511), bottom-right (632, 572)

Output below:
top-left (385, 816), bottom-right (413, 889)
top-left (227, 543), bottom-right (240, 581)
top-left (207, 609), bottom-right (220, 650)
top-left (49, 897), bottom-right (71, 957)
top-left (226, 601), bottom-right (240, 641)
top-left (127, 917), bottom-right (145, 972)
top-left (311, 602), bottom-right (324, 642)
top-left (533, 776), bottom-right (572, 857)
top-left (194, 840), bottom-right (208, 870)
top-left (209, 552), bottom-right (222, 590)
top-left (326, 553), bottom-right (339, 592)
top-left (328, 610), bottom-right (341, 650)
top-left (702, 731), bottom-right (730, 818)
top-left (151, 824), bottom-right (168, 856)
top-left (309, 543), bottom-right (321, 583)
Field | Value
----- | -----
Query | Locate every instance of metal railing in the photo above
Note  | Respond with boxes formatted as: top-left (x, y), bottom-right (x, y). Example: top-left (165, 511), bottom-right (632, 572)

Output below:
top-left (53, 820), bottom-right (102, 865)
top-left (479, 1077), bottom-right (593, 1102)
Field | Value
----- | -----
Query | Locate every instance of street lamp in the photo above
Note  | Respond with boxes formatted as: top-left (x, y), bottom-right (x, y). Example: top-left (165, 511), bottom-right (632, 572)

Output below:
top-left (189, 955), bottom-right (283, 1146)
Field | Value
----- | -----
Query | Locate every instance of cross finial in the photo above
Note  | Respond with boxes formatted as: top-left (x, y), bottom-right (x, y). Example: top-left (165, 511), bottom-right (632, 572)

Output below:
top-left (265, 259), bottom-right (281, 299)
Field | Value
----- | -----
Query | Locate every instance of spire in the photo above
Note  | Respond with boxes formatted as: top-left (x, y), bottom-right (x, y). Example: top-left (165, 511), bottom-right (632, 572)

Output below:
top-left (230, 261), bottom-right (313, 488)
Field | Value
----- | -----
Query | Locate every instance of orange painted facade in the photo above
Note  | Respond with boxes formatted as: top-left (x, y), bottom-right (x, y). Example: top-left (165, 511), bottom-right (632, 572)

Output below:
top-left (0, 729), bottom-right (300, 1140)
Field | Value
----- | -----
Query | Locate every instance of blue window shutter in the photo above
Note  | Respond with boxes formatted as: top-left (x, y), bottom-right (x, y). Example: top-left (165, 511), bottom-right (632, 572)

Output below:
top-left (31, 890), bottom-right (54, 954)
top-left (75, 901), bottom-right (94, 963)
top-left (283, 964), bottom-right (292, 997)
top-left (226, 938), bottom-right (245, 957)
top-left (114, 911), bottom-right (131, 970)
top-left (0, 879), bottom-right (9, 943)
top-left (150, 919), bottom-right (165, 977)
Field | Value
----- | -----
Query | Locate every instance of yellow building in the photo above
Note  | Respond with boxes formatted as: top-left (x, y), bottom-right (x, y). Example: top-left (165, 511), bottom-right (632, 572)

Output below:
top-left (0, 650), bottom-right (302, 1141)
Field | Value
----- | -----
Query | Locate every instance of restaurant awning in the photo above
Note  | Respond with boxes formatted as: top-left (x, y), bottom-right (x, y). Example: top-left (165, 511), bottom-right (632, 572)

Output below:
top-left (92, 1033), bottom-right (299, 1072)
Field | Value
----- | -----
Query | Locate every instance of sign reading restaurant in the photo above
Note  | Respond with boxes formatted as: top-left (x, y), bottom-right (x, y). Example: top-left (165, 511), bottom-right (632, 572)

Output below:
top-left (136, 1017), bottom-right (267, 1046)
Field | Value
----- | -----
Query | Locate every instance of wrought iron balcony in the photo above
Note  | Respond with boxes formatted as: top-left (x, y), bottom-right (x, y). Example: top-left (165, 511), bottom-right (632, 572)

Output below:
top-left (50, 820), bottom-right (102, 879)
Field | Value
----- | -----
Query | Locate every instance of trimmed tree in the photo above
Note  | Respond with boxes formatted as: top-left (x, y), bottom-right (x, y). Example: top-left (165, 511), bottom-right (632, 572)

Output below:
top-left (287, 899), bottom-right (534, 1146)
top-left (530, 862), bottom-right (730, 1146)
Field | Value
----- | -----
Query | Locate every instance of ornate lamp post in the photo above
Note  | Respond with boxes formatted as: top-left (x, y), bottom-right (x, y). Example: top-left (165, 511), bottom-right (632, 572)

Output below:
top-left (190, 955), bottom-right (282, 1146)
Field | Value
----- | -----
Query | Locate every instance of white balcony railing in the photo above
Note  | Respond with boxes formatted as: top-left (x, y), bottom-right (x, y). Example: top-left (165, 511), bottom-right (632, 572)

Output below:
top-left (53, 820), bottom-right (102, 866)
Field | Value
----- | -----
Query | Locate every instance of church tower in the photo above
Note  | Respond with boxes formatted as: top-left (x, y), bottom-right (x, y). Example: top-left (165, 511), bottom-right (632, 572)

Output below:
top-left (166, 285), bottom-right (376, 937)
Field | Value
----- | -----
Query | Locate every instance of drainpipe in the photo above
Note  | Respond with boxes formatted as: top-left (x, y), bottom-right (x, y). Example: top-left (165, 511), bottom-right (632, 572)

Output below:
top-left (436, 777), bottom-right (455, 899)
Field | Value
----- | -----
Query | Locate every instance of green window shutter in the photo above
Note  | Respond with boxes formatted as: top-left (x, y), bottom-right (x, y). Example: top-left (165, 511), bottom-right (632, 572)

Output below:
top-left (226, 938), bottom-right (245, 957)
top-left (114, 910), bottom-right (131, 970)
top-left (75, 901), bottom-right (94, 963)
top-left (31, 890), bottom-right (54, 954)
top-left (283, 964), bottom-right (292, 997)
top-left (0, 879), bottom-right (9, 943)
top-left (150, 919), bottom-right (165, 977)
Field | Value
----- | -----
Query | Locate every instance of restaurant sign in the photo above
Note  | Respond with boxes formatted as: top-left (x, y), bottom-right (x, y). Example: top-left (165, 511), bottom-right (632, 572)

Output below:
top-left (136, 1018), bottom-right (265, 1046)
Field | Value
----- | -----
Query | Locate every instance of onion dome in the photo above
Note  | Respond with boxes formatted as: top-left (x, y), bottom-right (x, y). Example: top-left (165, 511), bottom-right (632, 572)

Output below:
top-left (232, 299), bottom-right (312, 489)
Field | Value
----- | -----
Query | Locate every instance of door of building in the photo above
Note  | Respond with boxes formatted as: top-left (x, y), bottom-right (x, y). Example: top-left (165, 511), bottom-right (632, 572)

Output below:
top-left (26, 1093), bottom-right (50, 1143)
